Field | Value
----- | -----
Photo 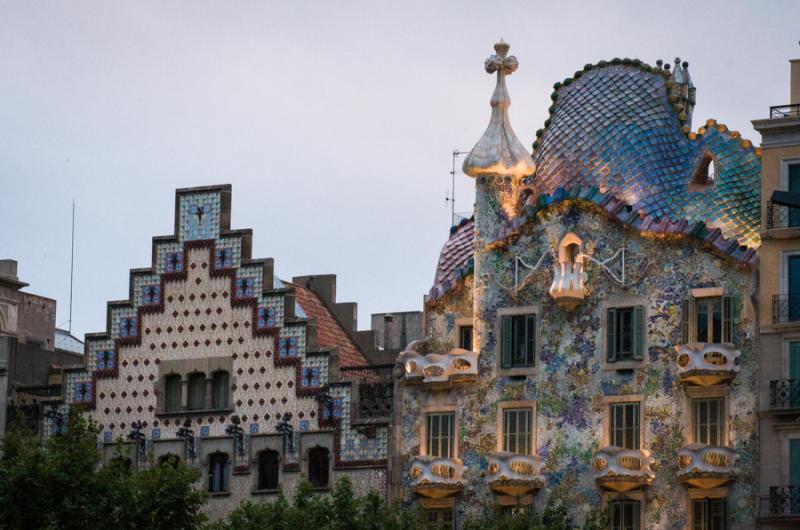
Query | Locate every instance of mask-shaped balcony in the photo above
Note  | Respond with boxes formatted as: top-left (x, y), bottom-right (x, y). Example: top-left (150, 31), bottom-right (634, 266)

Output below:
top-left (593, 447), bottom-right (655, 492)
top-left (398, 340), bottom-right (478, 389)
top-left (677, 443), bottom-right (738, 489)
top-left (486, 452), bottom-right (545, 496)
top-left (409, 455), bottom-right (466, 499)
top-left (548, 233), bottom-right (587, 311)
top-left (675, 343), bottom-right (740, 386)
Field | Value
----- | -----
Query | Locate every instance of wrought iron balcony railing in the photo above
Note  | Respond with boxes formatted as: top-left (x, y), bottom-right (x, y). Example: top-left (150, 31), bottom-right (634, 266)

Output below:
top-left (773, 294), bottom-right (800, 324)
top-left (769, 379), bottom-right (800, 410)
top-left (767, 200), bottom-right (800, 230)
top-left (762, 485), bottom-right (800, 517)
top-left (770, 104), bottom-right (800, 119)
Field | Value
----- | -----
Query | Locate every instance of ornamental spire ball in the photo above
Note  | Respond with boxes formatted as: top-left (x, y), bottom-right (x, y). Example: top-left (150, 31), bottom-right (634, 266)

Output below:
top-left (462, 40), bottom-right (535, 179)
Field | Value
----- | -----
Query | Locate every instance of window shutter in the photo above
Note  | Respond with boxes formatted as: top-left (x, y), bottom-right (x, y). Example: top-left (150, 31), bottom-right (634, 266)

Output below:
top-left (607, 309), bottom-right (617, 362)
top-left (633, 306), bottom-right (644, 360)
top-left (722, 296), bottom-right (733, 343)
top-left (681, 298), bottom-right (695, 344)
top-left (525, 315), bottom-right (536, 366)
top-left (501, 316), bottom-right (512, 368)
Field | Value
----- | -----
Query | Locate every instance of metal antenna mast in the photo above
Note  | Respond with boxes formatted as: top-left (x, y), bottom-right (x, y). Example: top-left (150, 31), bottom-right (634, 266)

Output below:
top-left (68, 200), bottom-right (75, 333)
top-left (446, 149), bottom-right (469, 225)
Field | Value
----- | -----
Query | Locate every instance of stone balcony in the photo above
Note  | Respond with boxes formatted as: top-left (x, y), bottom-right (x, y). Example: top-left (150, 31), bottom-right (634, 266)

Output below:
top-left (677, 443), bottom-right (738, 489)
top-left (593, 447), bottom-right (655, 492)
top-left (398, 340), bottom-right (478, 389)
top-left (486, 452), bottom-right (545, 496)
top-left (675, 343), bottom-right (741, 386)
top-left (409, 455), bottom-right (466, 499)
top-left (548, 261), bottom-right (586, 311)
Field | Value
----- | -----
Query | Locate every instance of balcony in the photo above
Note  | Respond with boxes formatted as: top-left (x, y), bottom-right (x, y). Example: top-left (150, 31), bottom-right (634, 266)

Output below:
top-left (774, 294), bottom-right (800, 324)
top-left (674, 343), bottom-right (740, 386)
top-left (549, 234), bottom-right (587, 311)
top-left (399, 340), bottom-right (478, 389)
top-left (769, 379), bottom-right (800, 411)
top-left (770, 104), bottom-right (800, 119)
top-left (760, 485), bottom-right (800, 522)
top-left (593, 447), bottom-right (655, 492)
top-left (767, 199), bottom-right (800, 232)
top-left (677, 443), bottom-right (738, 489)
top-left (409, 456), bottom-right (466, 499)
top-left (486, 452), bottom-right (545, 496)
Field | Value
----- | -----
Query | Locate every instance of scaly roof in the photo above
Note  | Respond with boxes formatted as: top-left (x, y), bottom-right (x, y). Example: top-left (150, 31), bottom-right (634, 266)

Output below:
top-left (427, 218), bottom-right (474, 302)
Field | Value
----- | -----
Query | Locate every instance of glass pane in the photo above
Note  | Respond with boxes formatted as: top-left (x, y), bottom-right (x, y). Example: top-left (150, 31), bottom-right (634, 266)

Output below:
top-left (712, 300), bottom-right (722, 343)
top-left (697, 301), bottom-right (709, 343)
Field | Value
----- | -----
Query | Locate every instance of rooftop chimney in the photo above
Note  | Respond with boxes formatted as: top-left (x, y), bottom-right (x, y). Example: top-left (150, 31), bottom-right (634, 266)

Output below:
top-left (791, 59), bottom-right (800, 105)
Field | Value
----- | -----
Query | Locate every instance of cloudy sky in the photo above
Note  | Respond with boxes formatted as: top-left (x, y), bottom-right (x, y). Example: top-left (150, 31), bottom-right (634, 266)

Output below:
top-left (1, 0), bottom-right (797, 339)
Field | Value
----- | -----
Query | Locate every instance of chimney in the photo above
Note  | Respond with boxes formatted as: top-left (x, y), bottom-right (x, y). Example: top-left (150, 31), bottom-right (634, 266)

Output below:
top-left (791, 59), bottom-right (800, 105)
top-left (0, 260), bottom-right (18, 280)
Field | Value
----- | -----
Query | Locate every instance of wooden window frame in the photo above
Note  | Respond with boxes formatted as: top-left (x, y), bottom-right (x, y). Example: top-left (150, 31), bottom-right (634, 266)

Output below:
top-left (603, 491), bottom-right (644, 530)
top-left (426, 412), bottom-right (456, 459)
top-left (685, 386), bottom-right (729, 446)
top-left (681, 289), bottom-right (732, 345)
top-left (497, 400), bottom-right (535, 455)
top-left (419, 404), bottom-right (459, 459)
top-left (496, 306), bottom-right (539, 377)
top-left (602, 395), bottom-right (645, 450)
top-left (687, 488), bottom-right (728, 530)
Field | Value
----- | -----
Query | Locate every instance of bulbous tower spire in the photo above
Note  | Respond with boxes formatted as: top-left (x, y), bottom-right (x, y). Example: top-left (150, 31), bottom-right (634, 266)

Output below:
top-left (462, 40), bottom-right (535, 179)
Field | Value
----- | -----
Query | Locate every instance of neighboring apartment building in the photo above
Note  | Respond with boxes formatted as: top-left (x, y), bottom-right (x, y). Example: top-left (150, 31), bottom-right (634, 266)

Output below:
top-left (52, 185), bottom-right (395, 520)
top-left (753, 59), bottom-right (800, 529)
top-left (0, 259), bottom-right (83, 437)
top-left (394, 43), bottom-right (762, 529)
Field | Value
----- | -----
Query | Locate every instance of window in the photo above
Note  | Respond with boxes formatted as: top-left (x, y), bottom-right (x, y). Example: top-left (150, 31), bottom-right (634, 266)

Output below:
top-left (610, 499), bottom-right (640, 530)
top-left (503, 408), bottom-right (532, 454)
top-left (682, 296), bottom-right (732, 344)
top-left (211, 371), bottom-right (229, 410)
top-left (459, 325), bottom-right (473, 351)
top-left (607, 307), bottom-right (644, 362)
top-left (425, 509), bottom-right (453, 530)
top-left (788, 163), bottom-right (800, 228)
top-left (501, 314), bottom-right (535, 369)
top-left (164, 374), bottom-right (182, 412)
top-left (692, 498), bottom-right (726, 530)
top-left (610, 402), bottom-right (640, 450)
top-left (257, 450), bottom-right (279, 490)
top-left (427, 412), bottom-right (455, 459)
top-left (308, 447), bottom-right (330, 488)
top-left (187, 372), bottom-right (206, 410)
top-left (158, 453), bottom-right (180, 468)
top-left (693, 398), bottom-right (725, 446)
top-left (208, 452), bottom-right (229, 493)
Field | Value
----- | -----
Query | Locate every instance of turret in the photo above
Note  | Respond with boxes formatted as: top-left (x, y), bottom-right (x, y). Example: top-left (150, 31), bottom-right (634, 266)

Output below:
top-left (670, 57), bottom-right (696, 129)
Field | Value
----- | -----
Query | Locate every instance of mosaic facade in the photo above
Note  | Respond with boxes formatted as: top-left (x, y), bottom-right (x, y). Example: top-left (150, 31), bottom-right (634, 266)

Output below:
top-left (397, 42), bottom-right (761, 530)
top-left (56, 185), bottom-right (391, 520)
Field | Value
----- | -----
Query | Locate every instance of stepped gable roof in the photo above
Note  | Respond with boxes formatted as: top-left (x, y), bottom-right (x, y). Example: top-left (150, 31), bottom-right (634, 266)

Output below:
top-left (528, 59), bottom-right (761, 248)
top-left (427, 218), bottom-right (474, 302)
top-left (288, 281), bottom-right (368, 367)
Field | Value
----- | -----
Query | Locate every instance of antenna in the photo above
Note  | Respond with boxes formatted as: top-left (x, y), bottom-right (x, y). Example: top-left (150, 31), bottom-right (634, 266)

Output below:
top-left (446, 149), bottom-right (469, 225)
top-left (68, 200), bottom-right (75, 333)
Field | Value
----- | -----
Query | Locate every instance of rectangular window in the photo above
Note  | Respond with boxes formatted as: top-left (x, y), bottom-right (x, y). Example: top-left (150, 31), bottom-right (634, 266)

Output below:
top-left (610, 500), bottom-right (640, 530)
top-left (610, 402), bottom-right (640, 450)
top-left (501, 314), bottom-right (535, 369)
top-left (425, 509), bottom-right (453, 530)
top-left (693, 398), bottom-right (725, 446)
top-left (692, 498), bottom-right (727, 530)
top-left (427, 412), bottom-right (455, 459)
top-left (459, 325), bottom-right (473, 351)
top-left (607, 307), bottom-right (644, 362)
top-left (503, 407), bottom-right (532, 454)
top-left (789, 164), bottom-right (800, 228)
top-left (682, 297), bottom-right (732, 344)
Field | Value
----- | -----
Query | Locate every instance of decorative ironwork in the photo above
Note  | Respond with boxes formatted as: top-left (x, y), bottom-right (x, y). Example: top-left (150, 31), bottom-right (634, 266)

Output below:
top-left (127, 420), bottom-right (147, 464)
top-left (44, 404), bottom-right (64, 435)
top-left (773, 294), bottom-right (800, 324)
top-left (764, 485), bottom-right (800, 516)
top-left (770, 104), bottom-right (800, 119)
top-left (225, 415), bottom-right (245, 457)
top-left (315, 391), bottom-right (336, 421)
top-left (357, 383), bottom-right (393, 419)
top-left (770, 379), bottom-right (800, 410)
top-left (276, 414), bottom-right (294, 453)
top-left (767, 200), bottom-right (800, 230)
top-left (177, 419), bottom-right (196, 462)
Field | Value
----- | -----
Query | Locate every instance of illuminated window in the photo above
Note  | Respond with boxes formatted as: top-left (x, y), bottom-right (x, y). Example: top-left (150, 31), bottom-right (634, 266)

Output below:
top-left (427, 412), bottom-right (455, 459)
top-left (610, 402), bottom-right (640, 450)
top-left (693, 398), bottom-right (725, 446)
top-left (502, 408), bottom-right (532, 454)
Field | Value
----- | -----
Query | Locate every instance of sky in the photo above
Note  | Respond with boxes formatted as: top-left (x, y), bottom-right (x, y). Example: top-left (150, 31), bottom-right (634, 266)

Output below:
top-left (1, 0), bottom-right (798, 339)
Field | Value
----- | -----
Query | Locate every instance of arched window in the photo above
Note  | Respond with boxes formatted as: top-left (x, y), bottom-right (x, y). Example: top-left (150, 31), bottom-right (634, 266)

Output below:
top-left (164, 374), bottom-right (182, 412)
top-left (208, 452), bottom-right (229, 493)
top-left (158, 453), bottom-right (180, 468)
top-left (257, 450), bottom-right (280, 490)
top-left (308, 446), bottom-right (330, 488)
top-left (187, 372), bottom-right (206, 410)
top-left (211, 370), bottom-right (229, 410)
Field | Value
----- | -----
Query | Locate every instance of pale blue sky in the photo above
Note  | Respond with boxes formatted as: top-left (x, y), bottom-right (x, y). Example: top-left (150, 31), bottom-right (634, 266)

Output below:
top-left (1, 0), bottom-right (797, 338)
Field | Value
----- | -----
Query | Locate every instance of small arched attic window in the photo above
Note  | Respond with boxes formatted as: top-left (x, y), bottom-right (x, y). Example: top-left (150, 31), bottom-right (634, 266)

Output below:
top-left (690, 152), bottom-right (716, 190)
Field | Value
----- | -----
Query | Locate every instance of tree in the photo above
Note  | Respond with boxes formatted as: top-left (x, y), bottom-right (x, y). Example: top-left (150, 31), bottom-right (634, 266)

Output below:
top-left (462, 498), bottom-right (610, 530)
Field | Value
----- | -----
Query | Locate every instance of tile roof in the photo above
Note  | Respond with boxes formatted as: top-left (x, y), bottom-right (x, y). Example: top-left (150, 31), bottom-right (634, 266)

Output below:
top-left (288, 282), bottom-right (368, 367)
top-left (427, 218), bottom-right (474, 302)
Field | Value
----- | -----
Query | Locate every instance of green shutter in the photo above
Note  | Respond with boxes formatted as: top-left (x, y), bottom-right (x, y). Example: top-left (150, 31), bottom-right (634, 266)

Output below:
top-left (633, 306), bottom-right (644, 360)
top-left (501, 316), bottom-right (512, 369)
top-left (791, 439), bottom-right (800, 487)
top-left (525, 314), bottom-right (536, 366)
top-left (722, 296), bottom-right (733, 343)
top-left (607, 309), bottom-right (617, 362)
top-left (681, 299), bottom-right (691, 344)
